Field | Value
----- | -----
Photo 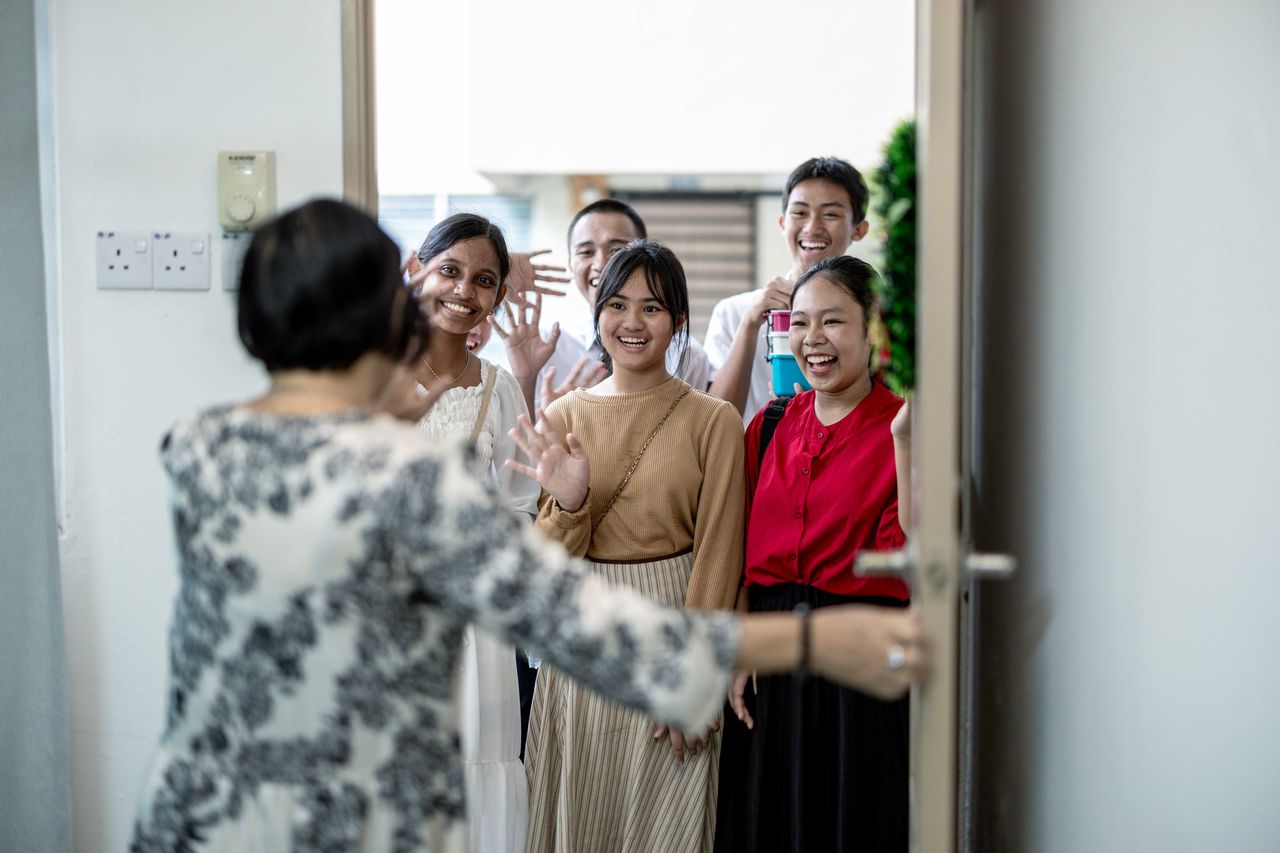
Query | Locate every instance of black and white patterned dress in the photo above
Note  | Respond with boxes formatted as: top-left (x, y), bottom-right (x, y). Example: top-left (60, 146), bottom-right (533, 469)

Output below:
top-left (130, 407), bottom-right (738, 853)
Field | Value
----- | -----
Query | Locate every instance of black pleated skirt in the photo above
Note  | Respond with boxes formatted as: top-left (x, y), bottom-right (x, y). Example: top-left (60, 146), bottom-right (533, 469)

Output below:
top-left (713, 583), bottom-right (909, 853)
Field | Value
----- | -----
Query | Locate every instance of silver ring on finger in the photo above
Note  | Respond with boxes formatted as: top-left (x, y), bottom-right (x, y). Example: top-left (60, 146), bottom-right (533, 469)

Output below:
top-left (886, 645), bottom-right (907, 671)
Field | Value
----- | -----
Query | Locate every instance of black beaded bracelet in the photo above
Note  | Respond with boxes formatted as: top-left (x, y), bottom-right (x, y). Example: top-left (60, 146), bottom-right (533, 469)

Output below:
top-left (794, 602), bottom-right (812, 675)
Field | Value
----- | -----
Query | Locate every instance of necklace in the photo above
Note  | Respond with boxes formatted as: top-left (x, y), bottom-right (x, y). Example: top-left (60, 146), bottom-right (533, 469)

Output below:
top-left (422, 351), bottom-right (473, 385)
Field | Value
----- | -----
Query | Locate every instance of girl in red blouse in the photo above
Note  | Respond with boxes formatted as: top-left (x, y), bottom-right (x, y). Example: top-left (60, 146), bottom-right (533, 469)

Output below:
top-left (714, 255), bottom-right (912, 853)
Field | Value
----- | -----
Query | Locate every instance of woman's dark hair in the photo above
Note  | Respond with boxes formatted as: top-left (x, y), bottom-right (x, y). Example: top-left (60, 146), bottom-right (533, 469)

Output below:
top-left (783, 156), bottom-right (870, 224)
top-left (565, 199), bottom-right (647, 248)
top-left (237, 198), bottom-right (426, 371)
top-left (791, 255), bottom-right (880, 332)
top-left (416, 212), bottom-right (512, 285)
top-left (592, 240), bottom-right (689, 374)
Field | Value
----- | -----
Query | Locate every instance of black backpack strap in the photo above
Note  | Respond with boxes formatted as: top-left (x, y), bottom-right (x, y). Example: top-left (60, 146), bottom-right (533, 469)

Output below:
top-left (757, 395), bottom-right (793, 468)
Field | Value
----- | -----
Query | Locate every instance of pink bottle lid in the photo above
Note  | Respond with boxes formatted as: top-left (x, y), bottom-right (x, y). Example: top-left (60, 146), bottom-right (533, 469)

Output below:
top-left (766, 310), bottom-right (791, 332)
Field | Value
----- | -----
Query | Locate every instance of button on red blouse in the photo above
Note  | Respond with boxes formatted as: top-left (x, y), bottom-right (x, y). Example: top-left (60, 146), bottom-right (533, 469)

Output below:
top-left (743, 385), bottom-right (908, 599)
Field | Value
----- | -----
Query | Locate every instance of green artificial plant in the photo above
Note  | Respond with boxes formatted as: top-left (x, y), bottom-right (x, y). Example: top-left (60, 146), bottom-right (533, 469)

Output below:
top-left (872, 118), bottom-right (917, 395)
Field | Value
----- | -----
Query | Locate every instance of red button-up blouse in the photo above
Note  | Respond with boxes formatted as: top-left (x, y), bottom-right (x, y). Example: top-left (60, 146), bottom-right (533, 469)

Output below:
top-left (743, 384), bottom-right (909, 599)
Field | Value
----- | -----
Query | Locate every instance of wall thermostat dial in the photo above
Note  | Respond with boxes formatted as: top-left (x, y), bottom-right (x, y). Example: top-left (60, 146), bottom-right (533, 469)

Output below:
top-left (218, 151), bottom-right (276, 232)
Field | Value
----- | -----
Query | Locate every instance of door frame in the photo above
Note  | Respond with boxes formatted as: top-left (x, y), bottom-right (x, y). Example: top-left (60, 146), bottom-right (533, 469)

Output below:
top-left (912, 0), bottom-right (969, 849)
top-left (341, 0), bottom-right (378, 214)
top-left (340, 2), bottom-right (976, 850)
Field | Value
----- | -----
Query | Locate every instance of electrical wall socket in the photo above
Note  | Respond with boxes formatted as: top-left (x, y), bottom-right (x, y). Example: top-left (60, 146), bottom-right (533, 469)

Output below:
top-left (220, 231), bottom-right (251, 291)
top-left (96, 230), bottom-right (153, 290)
top-left (153, 231), bottom-right (211, 291)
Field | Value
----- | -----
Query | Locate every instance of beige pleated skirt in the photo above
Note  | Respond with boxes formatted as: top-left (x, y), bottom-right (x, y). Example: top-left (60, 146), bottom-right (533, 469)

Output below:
top-left (523, 551), bottom-right (719, 853)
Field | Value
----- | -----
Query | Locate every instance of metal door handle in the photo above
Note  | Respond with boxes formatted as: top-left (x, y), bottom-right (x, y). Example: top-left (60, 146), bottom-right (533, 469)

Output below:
top-left (854, 549), bottom-right (1016, 585)
top-left (962, 553), bottom-right (1016, 579)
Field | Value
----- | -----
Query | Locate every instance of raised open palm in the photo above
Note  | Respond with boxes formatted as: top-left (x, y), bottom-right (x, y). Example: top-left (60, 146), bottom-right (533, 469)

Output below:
top-left (508, 249), bottom-right (571, 299)
top-left (505, 411), bottom-right (590, 512)
top-left (491, 292), bottom-right (560, 382)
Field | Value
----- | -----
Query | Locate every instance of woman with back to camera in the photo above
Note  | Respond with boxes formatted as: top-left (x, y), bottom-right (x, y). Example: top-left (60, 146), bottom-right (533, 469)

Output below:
top-left (128, 200), bottom-right (927, 853)
top-left (715, 255), bottom-right (915, 853)
top-left (512, 240), bottom-right (743, 853)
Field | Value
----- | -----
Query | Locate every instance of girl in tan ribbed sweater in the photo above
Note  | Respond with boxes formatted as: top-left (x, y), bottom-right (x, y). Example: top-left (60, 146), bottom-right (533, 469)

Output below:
top-left (508, 240), bottom-right (745, 853)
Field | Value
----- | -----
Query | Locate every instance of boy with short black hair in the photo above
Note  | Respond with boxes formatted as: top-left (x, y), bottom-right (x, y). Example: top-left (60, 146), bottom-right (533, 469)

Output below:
top-left (705, 156), bottom-right (870, 421)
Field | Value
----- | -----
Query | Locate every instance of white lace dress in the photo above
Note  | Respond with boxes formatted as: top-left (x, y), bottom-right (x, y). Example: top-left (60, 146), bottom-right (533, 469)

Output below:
top-left (417, 359), bottom-right (537, 853)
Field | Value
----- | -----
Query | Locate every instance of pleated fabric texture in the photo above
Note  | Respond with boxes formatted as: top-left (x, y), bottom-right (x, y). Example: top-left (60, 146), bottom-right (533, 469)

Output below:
top-left (524, 552), bottom-right (719, 853)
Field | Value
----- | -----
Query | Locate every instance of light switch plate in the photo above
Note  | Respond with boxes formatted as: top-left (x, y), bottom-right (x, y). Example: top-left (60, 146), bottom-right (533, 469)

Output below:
top-left (220, 231), bottom-right (251, 291)
top-left (96, 230), bottom-right (153, 290)
top-left (153, 231), bottom-right (211, 291)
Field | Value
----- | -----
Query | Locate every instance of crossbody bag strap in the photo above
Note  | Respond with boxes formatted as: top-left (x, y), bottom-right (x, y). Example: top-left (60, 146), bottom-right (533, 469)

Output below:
top-left (757, 394), bottom-right (794, 469)
top-left (469, 363), bottom-right (499, 445)
top-left (591, 386), bottom-right (692, 535)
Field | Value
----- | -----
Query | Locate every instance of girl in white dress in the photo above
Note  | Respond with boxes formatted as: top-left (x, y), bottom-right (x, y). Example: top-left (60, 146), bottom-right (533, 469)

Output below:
top-left (409, 214), bottom-right (537, 853)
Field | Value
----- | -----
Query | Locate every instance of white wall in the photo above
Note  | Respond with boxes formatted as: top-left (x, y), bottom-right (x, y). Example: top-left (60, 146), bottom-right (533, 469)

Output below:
top-left (47, 2), bottom-right (345, 848)
top-left (971, 1), bottom-right (1280, 850)
top-left (377, 0), bottom-right (495, 195)
top-left (376, 0), bottom-right (913, 180)
top-left (468, 0), bottom-right (914, 175)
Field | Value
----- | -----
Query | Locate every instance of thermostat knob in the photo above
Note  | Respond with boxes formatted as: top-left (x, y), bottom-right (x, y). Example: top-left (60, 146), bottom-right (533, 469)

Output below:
top-left (227, 194), bottom-right (256, 224)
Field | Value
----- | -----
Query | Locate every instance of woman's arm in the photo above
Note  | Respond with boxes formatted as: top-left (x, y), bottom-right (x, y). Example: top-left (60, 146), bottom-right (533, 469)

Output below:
top-left (706, 279), bottom-right (791, 415)
top-left (727, 584), bottom-right (756, 729)
top-left (891, 399), bottom-right (912, 533)
top-left (706, 309), bottom-right (764, 416)
top-left (393, 451), bottom-right (926, 735)
top-left (685, 401), bottom-right (746, 610)
top-left (658, 400), bottom-right (745, 760)
top-left (395, 452), bottom-right (732, 732)
top-left (737, 606), bottom-right (924, 701)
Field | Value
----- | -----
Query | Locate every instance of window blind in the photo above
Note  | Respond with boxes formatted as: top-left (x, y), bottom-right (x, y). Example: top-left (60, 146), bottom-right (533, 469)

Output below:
top-left (614, 192), bottom-right (757, 340)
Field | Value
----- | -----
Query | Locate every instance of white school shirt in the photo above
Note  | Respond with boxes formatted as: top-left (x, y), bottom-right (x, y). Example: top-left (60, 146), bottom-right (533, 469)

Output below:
top-left (704, 288), bottom-right (774, 425)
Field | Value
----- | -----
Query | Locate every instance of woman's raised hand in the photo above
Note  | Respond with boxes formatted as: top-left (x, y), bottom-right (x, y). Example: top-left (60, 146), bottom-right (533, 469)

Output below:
top-left (812, 605), bottom-right (928, 700)
top-left (402, 256), bottom-right (430, 306)
top-left (491, 291), bottom-right (561, 383)
top-left (506, 410), bottom-right (590, 512)
top-left (508, 249), bottom-right (571, 299)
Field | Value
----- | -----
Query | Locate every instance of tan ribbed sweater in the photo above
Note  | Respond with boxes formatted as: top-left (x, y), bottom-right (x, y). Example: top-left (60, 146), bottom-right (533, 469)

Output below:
top-left (535, 376), bottom-right (745, 611)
